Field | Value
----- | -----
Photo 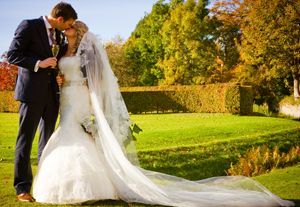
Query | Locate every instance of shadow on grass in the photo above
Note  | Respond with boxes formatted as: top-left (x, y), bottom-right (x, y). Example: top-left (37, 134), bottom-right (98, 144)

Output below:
top-left (140, 155), bottom-right (233, 180)
top-left (138, 131), bottom-right (300, 180)
top-left (75, 198), bottom-right (300, 207)
top-left (81, 200), bottom-right (169, 207)
top-left (81, 200), bottom-right (148, 206)
top-left (249, 112), bottom-right (267, 117)
top-left (291, 199), bottom-right (300, 207)
top-left (2, 129), bottom-right (300, 181)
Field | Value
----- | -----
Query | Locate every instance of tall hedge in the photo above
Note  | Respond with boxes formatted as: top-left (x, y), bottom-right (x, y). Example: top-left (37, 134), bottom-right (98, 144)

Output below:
top-left (239, 86), bottom-right (254, 115)
top-left (121, 84), bottom-right (253, 114)
top-left (0, 84), bottom-right (253, 114)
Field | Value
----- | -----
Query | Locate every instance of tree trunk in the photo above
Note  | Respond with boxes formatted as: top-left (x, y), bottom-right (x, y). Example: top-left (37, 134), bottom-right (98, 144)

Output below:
top-left (293, 74), bottom-right (300, 99)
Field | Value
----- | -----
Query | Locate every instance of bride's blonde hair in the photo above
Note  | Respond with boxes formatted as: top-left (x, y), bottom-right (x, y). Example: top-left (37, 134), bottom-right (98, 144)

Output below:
top-left (72, 20), bottom-right (89, 53)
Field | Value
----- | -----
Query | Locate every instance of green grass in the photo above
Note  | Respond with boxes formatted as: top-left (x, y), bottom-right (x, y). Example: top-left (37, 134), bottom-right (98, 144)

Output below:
top-left (254, 165), bottom-right (300, 206)
top-left (132, 113), bottom-right (300, 151)
top-left (131, 113), bottom-right (300, 179)
top-left (0, 113), bottom-right (300, 206)
top-left (0, 162), bottom-right (299, 207)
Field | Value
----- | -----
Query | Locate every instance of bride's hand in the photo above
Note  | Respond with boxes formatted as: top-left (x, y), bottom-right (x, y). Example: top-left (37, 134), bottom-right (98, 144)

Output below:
top-left (38, 57), bottom-right (57, 68)
top-left (56, 74), bottom-right (64, 87)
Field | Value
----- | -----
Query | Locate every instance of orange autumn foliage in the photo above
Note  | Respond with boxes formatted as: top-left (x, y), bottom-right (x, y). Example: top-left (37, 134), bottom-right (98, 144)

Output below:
top-left (0, 61), bottom-right (18, 91)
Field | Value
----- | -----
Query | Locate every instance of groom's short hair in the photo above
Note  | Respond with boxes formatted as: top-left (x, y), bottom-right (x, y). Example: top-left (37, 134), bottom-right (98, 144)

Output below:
top-left (51, 2), bottom-right (78, 21)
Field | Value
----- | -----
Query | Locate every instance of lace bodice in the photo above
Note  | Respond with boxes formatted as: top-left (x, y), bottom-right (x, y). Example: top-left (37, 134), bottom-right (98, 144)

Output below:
top-left (58, 56), bottom-right (91, 127)
top-left (59, 56), bottom-right (85, 82)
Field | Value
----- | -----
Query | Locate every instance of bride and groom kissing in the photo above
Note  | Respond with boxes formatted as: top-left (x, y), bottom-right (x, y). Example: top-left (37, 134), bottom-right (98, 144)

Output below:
top-left (6, 2), bottom-right (294, 207)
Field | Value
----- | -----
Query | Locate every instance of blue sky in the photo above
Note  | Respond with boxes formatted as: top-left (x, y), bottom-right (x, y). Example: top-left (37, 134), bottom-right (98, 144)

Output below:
top-left (0, 0), bottom-right (158, 54)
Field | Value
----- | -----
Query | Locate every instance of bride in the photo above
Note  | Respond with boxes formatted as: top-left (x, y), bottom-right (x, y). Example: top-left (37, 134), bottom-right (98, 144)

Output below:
top-left (33, 21), bottom-right (294, 207)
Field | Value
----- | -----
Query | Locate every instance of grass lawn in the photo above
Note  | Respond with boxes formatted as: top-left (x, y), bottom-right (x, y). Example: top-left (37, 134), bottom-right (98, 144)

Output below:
top-left (132, 113), bottom-right (300, 151)
top-left (254, 165), bottom-right (300, 206)
top-left (0, 113), bottom-right (299, 206)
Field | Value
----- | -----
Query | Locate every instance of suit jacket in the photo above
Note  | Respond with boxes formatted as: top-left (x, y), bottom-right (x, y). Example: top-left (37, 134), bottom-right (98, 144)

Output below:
top-left (7, 16), bottom-right (65, 103)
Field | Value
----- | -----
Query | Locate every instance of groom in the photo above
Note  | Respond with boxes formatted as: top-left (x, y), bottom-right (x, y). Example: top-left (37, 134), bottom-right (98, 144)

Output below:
top-left (7, 2), bottom-right (77, 202)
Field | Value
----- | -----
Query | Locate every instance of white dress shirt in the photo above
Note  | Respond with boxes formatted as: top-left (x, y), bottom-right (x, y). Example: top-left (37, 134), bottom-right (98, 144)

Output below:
top-left (34, 16), bottom-right (55, 72)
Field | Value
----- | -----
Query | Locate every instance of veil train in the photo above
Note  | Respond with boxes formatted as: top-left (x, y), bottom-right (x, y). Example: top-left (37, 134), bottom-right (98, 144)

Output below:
top-left (79, 32), bottom-right (294, 207)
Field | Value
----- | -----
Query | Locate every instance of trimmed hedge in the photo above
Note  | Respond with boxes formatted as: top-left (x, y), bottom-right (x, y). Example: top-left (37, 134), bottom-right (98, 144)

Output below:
top-left (239, 86), bottom-right (254, 115)
top-left (121, 84), bottom-right (253, 115)
top-left (0, 84), bottom-right (253, 114)
top-left (0, 91), bottom-right (19, 113)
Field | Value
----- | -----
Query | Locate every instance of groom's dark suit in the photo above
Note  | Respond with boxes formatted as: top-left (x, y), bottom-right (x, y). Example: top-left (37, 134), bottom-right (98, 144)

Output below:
top-left (7, 16), bottom-right (64, 195)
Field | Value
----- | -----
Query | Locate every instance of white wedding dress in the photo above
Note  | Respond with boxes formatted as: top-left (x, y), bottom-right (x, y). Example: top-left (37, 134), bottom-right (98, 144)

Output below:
top-left (33, 32), bottom-right (294, 207)
top-left (33, 56), bottom-right (118, 203)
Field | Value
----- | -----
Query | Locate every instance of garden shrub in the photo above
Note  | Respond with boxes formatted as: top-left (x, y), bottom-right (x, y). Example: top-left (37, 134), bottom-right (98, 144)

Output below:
top-left (227, 145), bottom-right (300, 177)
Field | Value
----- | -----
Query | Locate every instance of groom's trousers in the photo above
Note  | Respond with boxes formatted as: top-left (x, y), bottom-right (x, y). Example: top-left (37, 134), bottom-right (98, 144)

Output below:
top-left (14, 85), bottom-right (59, 195)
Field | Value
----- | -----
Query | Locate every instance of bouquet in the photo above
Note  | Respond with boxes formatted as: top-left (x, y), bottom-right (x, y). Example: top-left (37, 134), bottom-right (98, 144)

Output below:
top-left (81, 115), bottom-right (98, 138)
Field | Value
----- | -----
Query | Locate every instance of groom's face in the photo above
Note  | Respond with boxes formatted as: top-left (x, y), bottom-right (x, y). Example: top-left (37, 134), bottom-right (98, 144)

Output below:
top-left (56, 17), bottom-right (75, 31)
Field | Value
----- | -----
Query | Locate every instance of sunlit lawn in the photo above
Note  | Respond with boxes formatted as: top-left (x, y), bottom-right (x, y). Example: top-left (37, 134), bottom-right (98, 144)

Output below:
top-left (0, 113), bottom-right (299, 206)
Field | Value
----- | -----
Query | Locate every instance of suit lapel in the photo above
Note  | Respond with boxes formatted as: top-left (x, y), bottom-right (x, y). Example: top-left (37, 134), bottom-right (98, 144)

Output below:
top-left (37, 16), bottom-right (52, 56)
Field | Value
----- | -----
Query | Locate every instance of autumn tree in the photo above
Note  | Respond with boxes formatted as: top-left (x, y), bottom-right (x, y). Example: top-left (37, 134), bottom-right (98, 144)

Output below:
top-left (105, 36), bottom-right (137, 86)
top-left (210, 0), bottom-right (242, 74)
top-left (0, 52), bottom-right (18, 91)
top-left (238, 0), bottom-right (300, 108)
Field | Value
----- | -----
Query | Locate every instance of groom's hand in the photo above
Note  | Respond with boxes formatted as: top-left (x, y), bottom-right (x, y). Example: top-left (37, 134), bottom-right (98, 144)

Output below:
top-left (38, 57), bottom-right (57, 69)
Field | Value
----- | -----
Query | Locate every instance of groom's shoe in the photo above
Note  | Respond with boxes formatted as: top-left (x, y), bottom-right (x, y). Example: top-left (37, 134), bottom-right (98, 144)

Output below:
top-left (17, 193), bottom-right (35, 202)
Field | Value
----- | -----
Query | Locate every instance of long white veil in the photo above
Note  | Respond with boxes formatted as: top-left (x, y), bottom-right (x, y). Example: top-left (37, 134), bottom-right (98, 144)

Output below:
top-left (77, 32), bottom-right (294, 207)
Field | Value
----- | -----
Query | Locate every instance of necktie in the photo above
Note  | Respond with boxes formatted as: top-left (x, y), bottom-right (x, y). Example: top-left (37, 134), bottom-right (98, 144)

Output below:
top-left (49, 28), bottom-right (57, 45)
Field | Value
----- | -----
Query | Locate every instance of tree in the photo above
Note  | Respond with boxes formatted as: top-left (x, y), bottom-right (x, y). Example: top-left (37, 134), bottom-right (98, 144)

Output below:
top-left (124, 0), bottom-right (170, 85)
top-left (238, 0), bottom-right (300, 108)
top-left (0, 52), bottom-right (18, 91)
top-left (105, 36), bottom-right (137, 86)
top-left (210, 0), bottom-right (242, 72)
top-left (159, 0), bottom-right (218, 85)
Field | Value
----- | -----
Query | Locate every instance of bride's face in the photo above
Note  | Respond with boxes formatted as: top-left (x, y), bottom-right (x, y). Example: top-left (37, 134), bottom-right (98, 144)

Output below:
top-left (64, 26), bottom-right (77, 38)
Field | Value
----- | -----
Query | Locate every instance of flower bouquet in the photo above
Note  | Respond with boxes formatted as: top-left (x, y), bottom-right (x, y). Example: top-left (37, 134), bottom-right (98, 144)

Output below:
top-left (81, 115), bottom-right (98, 138)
